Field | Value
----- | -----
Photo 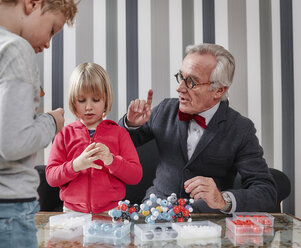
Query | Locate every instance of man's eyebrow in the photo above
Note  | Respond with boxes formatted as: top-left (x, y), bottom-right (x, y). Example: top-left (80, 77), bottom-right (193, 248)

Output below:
top-left (182, 71), bottom-right (200, 81)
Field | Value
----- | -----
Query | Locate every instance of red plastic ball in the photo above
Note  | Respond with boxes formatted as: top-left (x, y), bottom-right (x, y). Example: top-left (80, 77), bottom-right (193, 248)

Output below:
top-left (177, 217), bottom-right (184, 222)
top-left (178, 198), bottom-right (185, 206)
top-left (173, 206), bottom-right (180, 214)
top-left (252, 225), bottom-right (262, 234)
top-left (182, 209), bottom-right (190, 217)
top-left (128, 207), bottom-right (136, 214)
top-left (121, 204), bottom-right (128, 211)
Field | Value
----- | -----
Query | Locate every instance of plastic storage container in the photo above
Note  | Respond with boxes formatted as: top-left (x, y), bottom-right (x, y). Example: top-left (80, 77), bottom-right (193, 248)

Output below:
top-left (134, 222), bottom-right (179, 242)
top-left (226, 228), bottom-right (263, 246)
top-left (49, 212), bottom-right (92, 240)
top-left (226, 217), bottom-right (264, 236)
top-left (233, 212), bottom-right (274, 227)
top-left (172, 220), bottom-right (221, 239)
top-left (173, 221), bottom-right (221, 247)
top-left (83, 220), bottom-right (131, 245)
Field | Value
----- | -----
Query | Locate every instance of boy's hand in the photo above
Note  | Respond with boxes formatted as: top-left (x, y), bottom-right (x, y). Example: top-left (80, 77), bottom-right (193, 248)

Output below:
top-left (126, 89), bottom-right (153, 127)
top-left (95, 143), bottom-right (114, 166)
top-left (72, 143), bottom-right (103, 172)
top-left (48, 108), bottom-right (65, 134)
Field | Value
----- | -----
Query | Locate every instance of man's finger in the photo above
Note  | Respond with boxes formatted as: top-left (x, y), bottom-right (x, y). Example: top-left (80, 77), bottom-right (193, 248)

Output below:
top-left (147, 89), bottom-right (153, 106)
top-left (185, 176), bottom-right (202, 185)
top-left (128, 100), bottom-right (135, 113)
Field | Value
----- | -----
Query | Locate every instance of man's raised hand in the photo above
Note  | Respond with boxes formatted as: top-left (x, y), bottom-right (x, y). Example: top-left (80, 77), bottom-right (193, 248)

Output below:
top-left (126, 89), bottom-right (153, 127)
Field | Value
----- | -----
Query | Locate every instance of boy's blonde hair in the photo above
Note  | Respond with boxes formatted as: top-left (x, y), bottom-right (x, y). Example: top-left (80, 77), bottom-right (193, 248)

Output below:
top-left (0, 0), bottom-right (78, 26)
top-left (69, 62), bottom-right (113, 118)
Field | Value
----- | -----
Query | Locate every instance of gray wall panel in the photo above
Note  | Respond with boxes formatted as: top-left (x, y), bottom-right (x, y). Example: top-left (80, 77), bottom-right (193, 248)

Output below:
top-left (280, 0), bottom-right (295, 214)
top-left (182, 0), bottom-right (194, 56)
top-left (151, 0), bottom-right (170, 106)
top-left (76, 1), bottom-right (94, 64)
top-left (107, 0), bottom-right (118, 121)
top-left (126, 0), bottom-right (139, 109)
top-left (260, 0), bottom-right (274, 170)
top-left (203, 0), bottom-right (215, 43)
top-left (228, 0), bottom-right (248, 117)
top-left (52, 30), bottom-right (64, 109)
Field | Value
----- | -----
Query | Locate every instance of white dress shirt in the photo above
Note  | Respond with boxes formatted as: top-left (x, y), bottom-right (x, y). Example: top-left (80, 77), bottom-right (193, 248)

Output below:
top-left (187, 102), bottom-right (220, 159)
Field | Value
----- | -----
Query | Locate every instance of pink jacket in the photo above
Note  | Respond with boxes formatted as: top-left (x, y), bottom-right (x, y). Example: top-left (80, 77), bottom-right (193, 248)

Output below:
top-left (46, 119), bottom-right (142, 213)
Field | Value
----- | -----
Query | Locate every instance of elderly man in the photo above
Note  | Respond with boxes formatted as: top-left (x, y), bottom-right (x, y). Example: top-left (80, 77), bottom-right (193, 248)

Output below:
top-left (118, 43), bottom-right (277, 213)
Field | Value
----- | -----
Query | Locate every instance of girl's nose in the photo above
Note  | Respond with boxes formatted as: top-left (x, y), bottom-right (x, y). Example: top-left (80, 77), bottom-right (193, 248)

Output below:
top-left (86, 101), bottom-right (93, 110)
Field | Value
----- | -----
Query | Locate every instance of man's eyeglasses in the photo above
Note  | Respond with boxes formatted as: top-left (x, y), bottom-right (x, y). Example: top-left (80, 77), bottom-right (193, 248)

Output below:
top-left (174, 72), bottom-right (214, 89)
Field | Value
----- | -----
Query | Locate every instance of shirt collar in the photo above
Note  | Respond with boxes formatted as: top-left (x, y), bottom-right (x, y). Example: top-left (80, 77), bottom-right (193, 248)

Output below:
top-left (198, 102), bottom-right (220, 125)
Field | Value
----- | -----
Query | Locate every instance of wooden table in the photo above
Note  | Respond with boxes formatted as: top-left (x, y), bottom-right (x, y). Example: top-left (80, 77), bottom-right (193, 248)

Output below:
top-left (36, 212), bottom-right (301, 247)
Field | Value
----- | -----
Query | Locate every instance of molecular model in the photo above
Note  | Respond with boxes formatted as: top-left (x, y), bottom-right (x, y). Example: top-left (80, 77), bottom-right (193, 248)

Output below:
top-left (108, 200), bottom-right (140, 224)
top-left (140, 193), bottom-right (194, 224)
top-left (108, 193), bottom-right (194, 224)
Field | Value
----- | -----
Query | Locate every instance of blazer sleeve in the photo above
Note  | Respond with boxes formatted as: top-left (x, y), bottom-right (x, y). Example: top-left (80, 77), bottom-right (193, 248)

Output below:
top-left (229, 122), bottom-right (277, 212)
top-left (105, 128), bottom-right (143, 185)
top-left (46, 131), bottom-right (79, 187)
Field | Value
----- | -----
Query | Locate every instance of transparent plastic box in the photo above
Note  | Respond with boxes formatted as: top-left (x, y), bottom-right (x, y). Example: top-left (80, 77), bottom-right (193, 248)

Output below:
top-left (177, 237), bottom-right (221, 248)
top-left (226, 217), bottom-right (264, 236)
top-left (233, 212), bottom-right (274, 227)
top-left (172, 221), bottom-right (222, 240)
top-left (226, 228), bottom-right (263, 246)
top-left (133, 238), bottom-right (178, 248)
top-left (83, 220), bottom-right (131, 244)
top-left (134, 222), bottom-right (179, 242)
top-left (49, 212), bottom-right (91, 240)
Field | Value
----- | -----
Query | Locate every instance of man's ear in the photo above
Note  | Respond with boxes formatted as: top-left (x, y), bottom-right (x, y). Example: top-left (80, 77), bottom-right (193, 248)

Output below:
top-left (24, 0), bottom-right (43, 15)
top-left (214, 86), bottom-right (227, 99)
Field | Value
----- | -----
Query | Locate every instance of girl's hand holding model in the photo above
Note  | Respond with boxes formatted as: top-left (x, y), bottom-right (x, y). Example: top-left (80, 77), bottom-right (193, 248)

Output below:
top-left (72, 142), bottom-right (114, 172)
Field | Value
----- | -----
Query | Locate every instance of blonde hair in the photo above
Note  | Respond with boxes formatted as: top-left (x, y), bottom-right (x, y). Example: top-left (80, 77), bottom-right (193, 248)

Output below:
top-left (68, 63), bottom-right (113, 118)
top-left (0, 0), bottom-right (78, 26)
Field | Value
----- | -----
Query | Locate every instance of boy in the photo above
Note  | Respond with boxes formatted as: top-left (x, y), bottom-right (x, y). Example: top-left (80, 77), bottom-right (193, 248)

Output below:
top-left (0, 0), bottom-right (78, 247)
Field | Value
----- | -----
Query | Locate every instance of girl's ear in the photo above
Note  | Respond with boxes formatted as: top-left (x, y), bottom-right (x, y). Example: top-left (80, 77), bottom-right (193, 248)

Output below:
top-left (24, 0), bottom-right (43, 15)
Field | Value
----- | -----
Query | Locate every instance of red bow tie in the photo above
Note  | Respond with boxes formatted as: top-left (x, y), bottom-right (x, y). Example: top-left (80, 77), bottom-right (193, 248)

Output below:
top-left (178, 110), bottom-right (207, 129)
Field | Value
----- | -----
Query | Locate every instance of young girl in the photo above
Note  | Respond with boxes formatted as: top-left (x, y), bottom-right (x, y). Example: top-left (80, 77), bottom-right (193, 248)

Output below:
top-left (46, 62), bottom-right (142, 213)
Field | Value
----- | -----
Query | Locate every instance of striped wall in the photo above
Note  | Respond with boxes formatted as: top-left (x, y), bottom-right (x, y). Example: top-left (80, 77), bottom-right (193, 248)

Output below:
top-left (37, 0), bottom-right (301, 217)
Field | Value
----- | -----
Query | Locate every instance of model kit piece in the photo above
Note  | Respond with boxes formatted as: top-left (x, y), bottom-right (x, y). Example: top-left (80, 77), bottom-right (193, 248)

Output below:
top-left (140, 193), bottom-right (194, 223)
top-left (108, 200), bottom-right (140, 223)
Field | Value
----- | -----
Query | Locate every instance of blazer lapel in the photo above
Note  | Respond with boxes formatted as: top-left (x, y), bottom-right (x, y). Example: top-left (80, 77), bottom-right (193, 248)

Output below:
top-left (177, 117), bottom-right (189, 162)
top-left (186, 101), bottom-right (228, 165)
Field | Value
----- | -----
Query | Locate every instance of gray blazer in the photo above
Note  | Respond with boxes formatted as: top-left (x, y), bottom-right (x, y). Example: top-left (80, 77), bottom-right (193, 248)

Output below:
top-left (119, 98), bottom-right (277, 212)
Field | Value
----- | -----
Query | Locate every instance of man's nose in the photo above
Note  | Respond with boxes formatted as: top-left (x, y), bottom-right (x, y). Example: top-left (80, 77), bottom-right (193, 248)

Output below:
top-left (176, 80), bottom-right (187, 92)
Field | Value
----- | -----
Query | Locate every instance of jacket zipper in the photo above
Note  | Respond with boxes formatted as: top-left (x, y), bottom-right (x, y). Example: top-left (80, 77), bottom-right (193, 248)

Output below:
top-left (87, 128), bottom-right (93, 213)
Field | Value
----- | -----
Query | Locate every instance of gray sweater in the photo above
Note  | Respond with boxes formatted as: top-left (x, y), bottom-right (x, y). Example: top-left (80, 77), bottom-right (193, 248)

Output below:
top-left (0, 26), bottom-right (56, 200)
